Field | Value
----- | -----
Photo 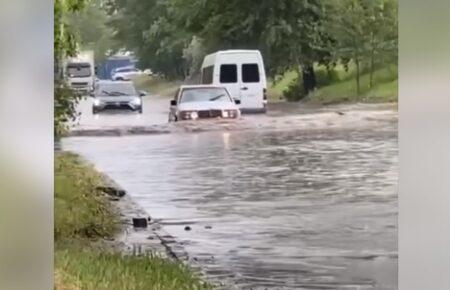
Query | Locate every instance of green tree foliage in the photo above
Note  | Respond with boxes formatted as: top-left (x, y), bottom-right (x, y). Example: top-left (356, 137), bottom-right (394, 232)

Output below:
top-left (327, 0), bottom-right (397, 95)
top-left (106, 0), bottom-right (397, 99)
top-left (54, 0), bottom-right (89, 136)
top-left (106, 0), bottom-right (191, 79)
top-left (66, 0), bottom-right (118, 63)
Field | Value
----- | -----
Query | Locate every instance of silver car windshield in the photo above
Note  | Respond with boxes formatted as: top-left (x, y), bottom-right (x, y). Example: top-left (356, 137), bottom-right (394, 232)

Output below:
top-left (180, 88), bottom-right (231, 103)
top-left (95, 83), bottom-right (137, 96)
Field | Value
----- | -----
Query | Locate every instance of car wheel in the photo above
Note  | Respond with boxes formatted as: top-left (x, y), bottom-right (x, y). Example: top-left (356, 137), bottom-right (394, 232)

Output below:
top-left (92, 108), bottom-right (98, 115)
top-left (138, 107), bottom-right (143, 114)
top-left (116, 77), bottom-right (124, 81)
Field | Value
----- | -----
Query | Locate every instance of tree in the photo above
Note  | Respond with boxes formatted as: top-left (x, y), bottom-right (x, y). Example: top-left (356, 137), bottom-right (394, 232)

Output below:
top-left (54, 0), bottom-right (89, 136)
top-left (171, 0), bottom-right (333, 94)
top-left (106, 0), bottom-right (191, 79)
top-left (327, 0), bottom-right (397, 95)
top-left (66, 0), bottom-right (118, 63)
top-left (364, 0), bottom-right (397, 88)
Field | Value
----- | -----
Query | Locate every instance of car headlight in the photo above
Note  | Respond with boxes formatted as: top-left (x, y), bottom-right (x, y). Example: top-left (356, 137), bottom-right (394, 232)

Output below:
top-left (93, 99), bottom-right (101, 106)
top-left (179, 111), bottom-right (198, 120)
top-left (131, 97), bottom-right (142, 105)
top-left (222, 110), bottom-right (238, 118)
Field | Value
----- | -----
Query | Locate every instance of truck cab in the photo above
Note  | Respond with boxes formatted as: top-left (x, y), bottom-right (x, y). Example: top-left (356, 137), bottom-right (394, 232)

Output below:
top-left (65, 50), bottom-right (95, 95)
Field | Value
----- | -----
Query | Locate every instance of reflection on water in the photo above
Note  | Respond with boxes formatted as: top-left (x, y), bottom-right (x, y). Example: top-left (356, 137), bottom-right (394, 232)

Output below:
top-left (63, 127), bottom-right (397, 289)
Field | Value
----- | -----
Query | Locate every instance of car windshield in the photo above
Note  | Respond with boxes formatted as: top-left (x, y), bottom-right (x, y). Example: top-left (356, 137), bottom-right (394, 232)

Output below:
top-left (180, 88), bottom-right (231, 103)
top-left (95, 83), bottom-right (137, 96)
top-left (67, 63), bottom-right (91, 77)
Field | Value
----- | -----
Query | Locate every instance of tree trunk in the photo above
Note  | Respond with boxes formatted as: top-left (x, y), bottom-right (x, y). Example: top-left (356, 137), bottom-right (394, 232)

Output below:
top-left (355, 57), bottom-right (361, 96)
top-left (369, 32), bottom-right (375, 88)
top-left (302, 64), bottom-right (317, 95)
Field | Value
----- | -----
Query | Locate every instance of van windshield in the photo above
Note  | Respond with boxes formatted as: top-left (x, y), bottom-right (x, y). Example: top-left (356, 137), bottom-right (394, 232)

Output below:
top-left (67, 63), bottom-right (91, 78)
top-left (180, 88), bottom-right (231, 103)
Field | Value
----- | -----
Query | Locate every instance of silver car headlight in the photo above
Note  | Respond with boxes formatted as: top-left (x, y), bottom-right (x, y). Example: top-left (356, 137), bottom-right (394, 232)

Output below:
top-left (190, 111), bottom-right (198, 120)
top-left (93, 99), bottom-right (101, 106)
top-left (131, 97), bottom-right (142, 105)
top-left (222, 109), bottom-right (238, 118)
top-left (179, 111), bottom-right (198, 120)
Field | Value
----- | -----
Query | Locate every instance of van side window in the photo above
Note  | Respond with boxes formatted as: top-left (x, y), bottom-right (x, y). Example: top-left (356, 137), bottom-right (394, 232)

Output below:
top-left (242, 64), bottom-right (260, 83)
top-left (220, 64), bottom-right (237, 83)
top-left (202, 66), bottom-right (214, 84)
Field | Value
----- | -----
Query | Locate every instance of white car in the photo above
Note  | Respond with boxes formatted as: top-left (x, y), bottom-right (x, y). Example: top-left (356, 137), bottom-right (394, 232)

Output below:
top-left (168, 85), bottom-right (241, 122)
top-left (111, 67), bottom-right (142, 81)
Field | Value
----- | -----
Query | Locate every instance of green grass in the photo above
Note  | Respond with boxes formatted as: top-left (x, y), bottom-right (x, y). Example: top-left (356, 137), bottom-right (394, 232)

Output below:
top-left (55, 246), bottom-right (209, 290)
top-left (307, 65), bottom-right (398, 104)
top-left (55, 152), bottom-right (211, 290)
top-left (267, 70), bottom-right (298, 102)
top-left (268, 63), bottom-right (398, 104)
top-left (55, 153), bottom-right (118, 241)
top-left (133, 75), bottom-right (182, 97)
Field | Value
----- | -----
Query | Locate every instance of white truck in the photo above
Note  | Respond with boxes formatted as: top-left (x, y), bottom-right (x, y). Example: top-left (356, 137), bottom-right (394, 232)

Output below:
top-left (64, 50), bottom-right (95, 94)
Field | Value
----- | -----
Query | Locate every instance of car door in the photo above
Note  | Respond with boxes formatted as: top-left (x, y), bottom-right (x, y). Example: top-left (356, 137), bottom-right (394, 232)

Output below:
top-left (239, 63), bottom-right (263, 109)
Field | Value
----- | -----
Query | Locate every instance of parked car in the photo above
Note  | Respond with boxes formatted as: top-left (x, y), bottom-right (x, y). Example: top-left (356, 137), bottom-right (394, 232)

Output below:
top-left (111, 66), bottom-right (142, 81)
top-left (200, 50), bottom-right (267, 113)
top-left (168, 85), bottom-right (241, 122)
top-left (92, 80), bottom-right (145, 114)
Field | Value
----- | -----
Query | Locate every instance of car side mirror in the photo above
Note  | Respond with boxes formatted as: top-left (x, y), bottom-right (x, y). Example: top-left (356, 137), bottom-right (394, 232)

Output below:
top-left (139, 90), bottom-right (147, 97)
top-left (234, 99), bottom-right (241, 105)
top-left (170, 100), bottom-right (177, 106)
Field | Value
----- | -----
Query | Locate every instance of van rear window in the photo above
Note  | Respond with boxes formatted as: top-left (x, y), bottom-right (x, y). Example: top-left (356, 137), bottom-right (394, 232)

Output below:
top-left (242, 64), bottom-right (260, 83)
top-left (220, 64), bottom-right (237, 83)
top-left (202, 66), bottom-right (214, 84)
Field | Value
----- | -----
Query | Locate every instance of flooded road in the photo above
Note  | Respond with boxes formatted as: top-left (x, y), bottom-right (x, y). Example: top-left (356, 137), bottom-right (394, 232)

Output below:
top-left (63, 109), bottom-right (397, 289)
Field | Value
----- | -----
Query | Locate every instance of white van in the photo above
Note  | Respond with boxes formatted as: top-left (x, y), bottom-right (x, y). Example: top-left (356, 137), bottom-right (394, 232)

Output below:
top-left (200, 50), bottom-right (267, 113)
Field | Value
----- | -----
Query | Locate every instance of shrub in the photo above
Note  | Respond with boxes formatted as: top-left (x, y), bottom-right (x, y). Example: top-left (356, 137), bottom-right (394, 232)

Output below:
top-left (282, 78), bottom-right (305, 101)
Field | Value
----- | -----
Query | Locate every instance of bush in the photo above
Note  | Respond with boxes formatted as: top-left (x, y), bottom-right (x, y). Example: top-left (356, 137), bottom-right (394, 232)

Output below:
top-left (54, 81), bottom-right (82, 137)
top-left (282, 78), bottom-right (305, 101)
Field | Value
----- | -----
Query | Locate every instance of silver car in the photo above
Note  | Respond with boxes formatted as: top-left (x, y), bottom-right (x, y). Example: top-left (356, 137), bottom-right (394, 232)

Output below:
top-left (169, 85), bottom-right (241, 122)
top-left (92, 81), bottom-right (145, 114)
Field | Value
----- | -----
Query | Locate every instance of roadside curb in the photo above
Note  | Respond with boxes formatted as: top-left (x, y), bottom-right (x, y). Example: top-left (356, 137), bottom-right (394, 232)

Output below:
top-left (98, 173), bottom-right (189, 261)
top-left (96, 169), bottom-right (232, 289)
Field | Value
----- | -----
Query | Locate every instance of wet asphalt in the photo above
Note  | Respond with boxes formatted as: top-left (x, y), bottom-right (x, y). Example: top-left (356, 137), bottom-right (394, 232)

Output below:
top-left (64, 96), bottom-right (398, 289)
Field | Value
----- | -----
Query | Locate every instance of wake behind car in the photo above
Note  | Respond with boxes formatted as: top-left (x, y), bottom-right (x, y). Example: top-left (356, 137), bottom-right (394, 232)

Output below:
top-left (92, 81), bottom-right (145, 114)
top-left (168, 85), bottom-right (241, 122)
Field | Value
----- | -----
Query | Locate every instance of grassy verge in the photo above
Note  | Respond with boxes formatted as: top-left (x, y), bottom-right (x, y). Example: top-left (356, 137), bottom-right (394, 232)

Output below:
top-left (133, 75), bottom-right (182, 97)
top-left (55, 152), bottom-right (211, 290)
top-left (268, 63), bottom-right (398, 105)
top-left (307, 65), bottom-right (398, 105)
top-left (267, 70), bottom-right (298, 102)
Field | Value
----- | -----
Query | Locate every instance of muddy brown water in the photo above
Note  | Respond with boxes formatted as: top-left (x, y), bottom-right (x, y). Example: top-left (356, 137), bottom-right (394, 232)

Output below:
top-left (63, 107), bottom-right (397, 290)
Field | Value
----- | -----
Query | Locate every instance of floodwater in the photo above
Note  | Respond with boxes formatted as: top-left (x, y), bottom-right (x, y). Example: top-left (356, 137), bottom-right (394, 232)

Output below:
top-left (63, 109), bottom-right (397, 289)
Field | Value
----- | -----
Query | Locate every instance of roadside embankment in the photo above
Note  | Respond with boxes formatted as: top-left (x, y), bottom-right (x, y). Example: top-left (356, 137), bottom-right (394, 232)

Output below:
top-left (133, 75), bottom-right (182, 97)
top-left (54, 152), bottom-right (211, 290)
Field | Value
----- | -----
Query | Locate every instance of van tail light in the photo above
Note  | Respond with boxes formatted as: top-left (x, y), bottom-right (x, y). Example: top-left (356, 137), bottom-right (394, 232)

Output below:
top-left (263, 88), bottom-right (268, 105)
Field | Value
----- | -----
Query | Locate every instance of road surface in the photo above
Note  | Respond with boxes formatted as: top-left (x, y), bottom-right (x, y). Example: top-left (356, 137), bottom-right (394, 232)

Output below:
top-left (64, 96), bottom-right (398, 289)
